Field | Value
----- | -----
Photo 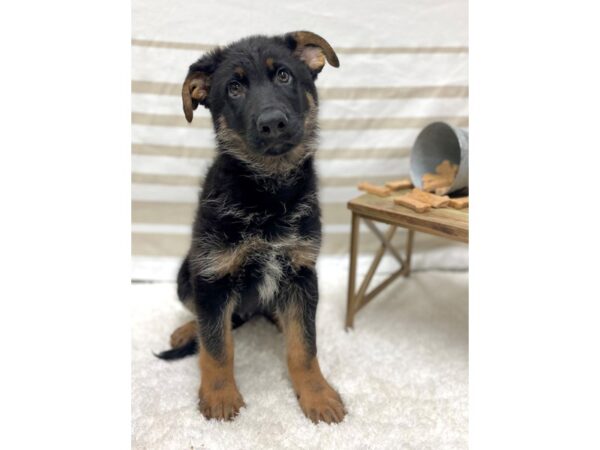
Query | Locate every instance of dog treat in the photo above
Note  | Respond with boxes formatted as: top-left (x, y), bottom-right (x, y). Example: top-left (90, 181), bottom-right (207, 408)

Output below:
top-left (448, 197), bottom-right (469, 209)
top-left (393, 195), bottom-right (431, 213)
top-left (435, 160), bottom-right (459, 177)
top-left (358, 182), bottom-right (392, 197)
top-left (420, 160), bottom-right (459, 192)
top-left (422, 173), bottom-right (445, 182)
top-left (408, 188), bottom-right (450, 208)
top-left (421, 174), bottom-right (453, 192)
top-left (385, 178), bottom-right (413, 190)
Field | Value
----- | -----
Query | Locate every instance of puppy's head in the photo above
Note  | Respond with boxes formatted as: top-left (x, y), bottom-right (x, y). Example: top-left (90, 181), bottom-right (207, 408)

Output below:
top-left (181, 32), bottom-right (339, 174)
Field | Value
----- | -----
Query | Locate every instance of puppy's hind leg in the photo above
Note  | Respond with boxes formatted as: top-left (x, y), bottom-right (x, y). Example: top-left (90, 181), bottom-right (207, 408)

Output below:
top-left (153, 256), bottom-right (200, 361)
top-left (177, 255), bottom-right (196, 314)
top-left (154, 320), bottom-right (198, 361)
top-left (170, 320), bottom-right (197, 348)
top-left (168, 314), bottom-right (248, 349)
top-left (155, 306), bottom-right (249, 362)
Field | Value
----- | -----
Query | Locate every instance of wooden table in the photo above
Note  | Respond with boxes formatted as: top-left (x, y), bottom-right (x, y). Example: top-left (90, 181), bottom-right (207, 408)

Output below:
top-left (345, 191), bottom-right (468, 329)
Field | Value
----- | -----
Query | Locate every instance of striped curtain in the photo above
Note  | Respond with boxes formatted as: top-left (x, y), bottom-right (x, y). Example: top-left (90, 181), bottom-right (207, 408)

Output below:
top-left (132, 0), bottom-right (468, 281)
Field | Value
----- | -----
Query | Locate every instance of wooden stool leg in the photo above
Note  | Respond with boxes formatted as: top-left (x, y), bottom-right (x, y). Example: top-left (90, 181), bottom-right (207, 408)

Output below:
top-left (345, 212), bottom-right (360, 330)
top-left (404, 229), bottom-right (415, 277)
top-left (354, 225), bottom-right (397, 312)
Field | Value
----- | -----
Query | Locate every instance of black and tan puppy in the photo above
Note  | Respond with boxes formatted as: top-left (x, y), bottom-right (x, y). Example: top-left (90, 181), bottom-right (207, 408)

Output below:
top-left (156, 31), bottom-right (345, 424)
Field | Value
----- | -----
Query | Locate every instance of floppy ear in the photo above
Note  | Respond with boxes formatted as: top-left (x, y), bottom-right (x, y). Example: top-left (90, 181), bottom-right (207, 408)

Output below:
top-left (284, 31), bottom-right (340, 75)
top-left (182, 71), bottom-right (209, 123)
top-left (182, 50), bottom-right (222, 123)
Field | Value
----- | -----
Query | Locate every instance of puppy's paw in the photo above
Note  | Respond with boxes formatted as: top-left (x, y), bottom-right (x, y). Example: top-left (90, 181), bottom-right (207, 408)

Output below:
top-left (297, 384), bottom-right (346, 424)
top-left (199, 382), bottom-right (245, 421)
top-left (170, 320), bottom-right (197, 348)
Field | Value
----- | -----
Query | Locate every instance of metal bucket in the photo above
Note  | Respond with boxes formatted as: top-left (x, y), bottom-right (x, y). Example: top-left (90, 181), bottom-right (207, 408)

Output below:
top-left (409, 122), bottom-right (469, 194)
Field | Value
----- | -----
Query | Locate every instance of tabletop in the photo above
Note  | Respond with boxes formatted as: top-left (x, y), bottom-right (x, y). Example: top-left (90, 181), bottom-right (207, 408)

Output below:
top-left (347, 191), bottom-right (469, 243)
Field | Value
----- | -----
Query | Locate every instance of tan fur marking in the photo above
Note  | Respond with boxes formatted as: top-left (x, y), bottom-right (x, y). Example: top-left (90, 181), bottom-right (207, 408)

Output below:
top-left (283, 310), bottom-right (346, 424)
top-left (289, 241), bottom-right (319, 271)
top-left (198, 236), bottom-right (264, 279)
top-left (193, 233), bottom-right (319, 297)
top-left (198, 302), bottom-right (245, 421)
top-left (234, 66), bottom-right (245, 77)
top-left (170, 320), bottom-right (197, 348)
top-left (266, 57), bottom-right (274, 70)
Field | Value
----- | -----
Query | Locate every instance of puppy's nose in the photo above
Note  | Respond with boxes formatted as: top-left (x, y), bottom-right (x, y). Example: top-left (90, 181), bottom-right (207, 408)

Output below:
top-left (257, 110), bottom-right (288, 139)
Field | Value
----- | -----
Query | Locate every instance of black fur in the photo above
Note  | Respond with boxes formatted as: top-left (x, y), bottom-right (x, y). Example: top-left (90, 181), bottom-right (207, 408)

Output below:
top-left (154, 339), bottom-right (197, 360)
top-left (157, 33), bottom-right (336, 366)
top-left (155, 31), bottom-right (347, 424)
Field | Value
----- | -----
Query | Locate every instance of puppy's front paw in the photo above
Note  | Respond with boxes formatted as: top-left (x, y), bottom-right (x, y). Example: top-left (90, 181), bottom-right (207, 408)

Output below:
top-left (297, 383), bottom-right (346, 424)
top-left (199, 382), bottom-right (245, 421)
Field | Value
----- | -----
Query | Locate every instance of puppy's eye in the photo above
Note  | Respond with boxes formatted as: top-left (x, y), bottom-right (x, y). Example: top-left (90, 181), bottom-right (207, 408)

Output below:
top-left (228, 81), bottom-right (243, 98)
top-left (276, 68), bottom-right (291, 84)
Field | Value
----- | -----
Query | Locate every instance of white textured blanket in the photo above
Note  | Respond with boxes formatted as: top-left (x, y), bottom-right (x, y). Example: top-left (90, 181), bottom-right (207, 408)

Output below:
top-left (132, 261), bottom-right (468, 449)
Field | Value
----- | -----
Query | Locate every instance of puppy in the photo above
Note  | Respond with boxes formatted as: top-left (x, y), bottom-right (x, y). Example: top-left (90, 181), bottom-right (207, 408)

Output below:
top-left (156, 31), bottom-right (345, 424)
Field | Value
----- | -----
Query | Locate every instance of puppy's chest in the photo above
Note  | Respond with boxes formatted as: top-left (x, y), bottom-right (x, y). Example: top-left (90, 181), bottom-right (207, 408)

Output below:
top-left (237, 231), bottom-right (305, 301)
top-left (232, 201), bottom-right (320, 269)
top-left (227, 228), bottom-right (320, 305)
top-left (233, 226), bottom-right (316, 272)
top-left (214, 190), bottom-right (317, 242)
top-left (195, 188), bottom-right (320, 300)
top-left (200, 225), bottom-right (318, 300)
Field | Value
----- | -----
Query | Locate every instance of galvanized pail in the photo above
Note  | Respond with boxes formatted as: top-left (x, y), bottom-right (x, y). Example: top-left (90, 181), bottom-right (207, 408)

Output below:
top-left (409, 122), bottom-right (469, 194)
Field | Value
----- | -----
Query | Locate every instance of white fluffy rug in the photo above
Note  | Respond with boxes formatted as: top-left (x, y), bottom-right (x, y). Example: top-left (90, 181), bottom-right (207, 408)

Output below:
top-left (131, 261), bottom-right (468, 449)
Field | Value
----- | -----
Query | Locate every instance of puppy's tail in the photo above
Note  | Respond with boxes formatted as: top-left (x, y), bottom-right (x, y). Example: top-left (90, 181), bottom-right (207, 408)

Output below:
top-left (153, 338), bottom-right (198, 361)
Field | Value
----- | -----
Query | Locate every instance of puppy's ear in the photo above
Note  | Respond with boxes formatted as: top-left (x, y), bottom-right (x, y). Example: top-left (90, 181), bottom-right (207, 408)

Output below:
top-left (182, 50), bottom-right (222, 123)
top-left (284, 31), bottom-right (339, 75)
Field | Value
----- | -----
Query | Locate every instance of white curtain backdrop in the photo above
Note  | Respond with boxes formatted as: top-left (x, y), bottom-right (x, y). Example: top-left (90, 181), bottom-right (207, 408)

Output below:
top-left (131, 0), bottom-right (468, 281)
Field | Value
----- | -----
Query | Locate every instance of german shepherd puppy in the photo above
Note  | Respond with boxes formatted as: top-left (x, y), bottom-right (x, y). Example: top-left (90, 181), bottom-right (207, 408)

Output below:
top-left (156, 31), bottom-right (345, 424)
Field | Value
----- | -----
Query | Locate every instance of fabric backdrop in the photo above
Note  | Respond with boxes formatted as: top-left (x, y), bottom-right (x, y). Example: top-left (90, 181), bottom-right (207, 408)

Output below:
top-left (131, 0), bottom-right (468, 281)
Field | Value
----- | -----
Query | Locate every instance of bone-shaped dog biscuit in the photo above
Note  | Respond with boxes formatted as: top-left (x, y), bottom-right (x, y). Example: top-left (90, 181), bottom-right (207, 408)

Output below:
top-left (393, 195), bottom-right (431, 213)
top-left (421, 160), bottom-right (459, 192)
top-left (448, 197), bottom-right (469, 209)
top-left (358, 182), bottom-right (392, 197)
top-left (409, 188), bottom-right (450, 208)
top-left (422, 174), bottom-right (453, 192)
top-left (385, 178), bottom-right (413, 190)
top-left (435, 160), bottom-right (459, 177)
